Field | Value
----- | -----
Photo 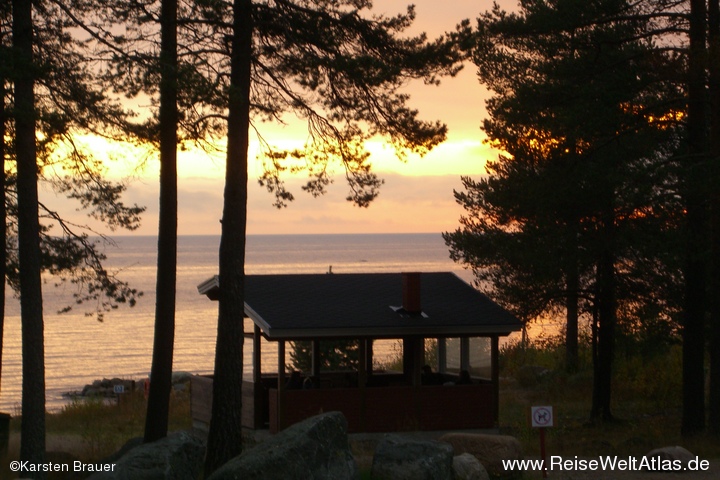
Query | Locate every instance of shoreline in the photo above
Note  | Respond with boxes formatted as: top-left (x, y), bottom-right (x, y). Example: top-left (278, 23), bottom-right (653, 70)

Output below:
top-left (1, 371), bottom-right (198, 415)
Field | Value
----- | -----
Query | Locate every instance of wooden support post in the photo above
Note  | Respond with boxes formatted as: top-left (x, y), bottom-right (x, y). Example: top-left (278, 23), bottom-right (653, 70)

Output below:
top-left (358, 339), bottom-right (367, 429)
top-left (402, 337), bottom-right (412, 378)
top-left (438, 337), bottom-right (447, 373)
top-left (250, 325), bottom-right (262, 428)
top-left (365, 339), bottom-right (374, 375)
top-left (460, 337), bottom-right (470, 372)
top-left (358, 339), bottom-right (367, 388)
top-left (414, 337), bottom-right (424, 387)
top-left (312, 339), bottom-right (321, 379)
top-left (277, 340), bottom-right (286, 431)
top-left (491, 336), bottom-right (500, 426)
top-left (253, 325), bottom-right (261, 384)
top-left (403, 337), bottom-right (423, 386)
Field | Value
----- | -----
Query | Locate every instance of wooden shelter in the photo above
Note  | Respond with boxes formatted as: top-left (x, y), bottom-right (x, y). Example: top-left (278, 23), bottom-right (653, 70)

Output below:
top-left (193, 272), bottom-right (522, 434)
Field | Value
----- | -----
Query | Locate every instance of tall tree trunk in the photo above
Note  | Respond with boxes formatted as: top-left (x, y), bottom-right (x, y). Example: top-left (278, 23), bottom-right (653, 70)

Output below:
top-left (708, 0), bottom-right (720, 436)
top-left (1, 36), bottom-right (7, 398)
top-left (590, 216), bottom-right (616, 422)
top-left (204, 0), bottom-right (253, 474)
top-left (565, 222), bottom-right (580, 373)
top-left (144, 0), bottom-right (179, 443)
top-left (565, 276), bottom-right (579, 373)
top-left (13, 0), bottom-right (47, 474)
top-left (682, 0), bottom-right (709, 437)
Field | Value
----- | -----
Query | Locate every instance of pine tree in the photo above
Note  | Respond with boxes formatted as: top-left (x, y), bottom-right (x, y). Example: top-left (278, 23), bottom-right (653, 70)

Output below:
top-left (203, 1), bottom-right (467, 473)
top-left (709, 0), bottom-right (720, 436)
top-left (95, 2), bottom-right (466, 464)
top-left (446, 0), bottom-right (684, 421)
top-left (682, 0), bottom-right (709, 436)
top-left (144, 0), bottom-right (179, 443)
top-left (3, 2), bottom-right (146, 470)
top-left (12, 0), bottom-right (47, 472)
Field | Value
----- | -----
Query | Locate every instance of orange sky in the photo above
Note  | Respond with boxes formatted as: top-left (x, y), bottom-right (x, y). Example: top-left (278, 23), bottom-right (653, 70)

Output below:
top-left (46, 1), bottom-right (516, 236)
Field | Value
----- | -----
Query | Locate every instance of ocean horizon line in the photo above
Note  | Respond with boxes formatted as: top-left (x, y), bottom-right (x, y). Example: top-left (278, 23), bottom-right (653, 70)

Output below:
top-left (104, 231), bottom-right (445, 238)
top-left (106, 232), bottom-right (442, 237)
top-left (1, 232), bottom-right (462, 411)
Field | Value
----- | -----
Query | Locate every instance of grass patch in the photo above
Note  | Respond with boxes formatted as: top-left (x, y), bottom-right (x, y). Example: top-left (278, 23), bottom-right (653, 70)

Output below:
top-left (6, 386), bottom-right (191, 463)
top-left (3, 336), bottom-right (719, 478)
top-left (498, 338), bottom-right (720, 460)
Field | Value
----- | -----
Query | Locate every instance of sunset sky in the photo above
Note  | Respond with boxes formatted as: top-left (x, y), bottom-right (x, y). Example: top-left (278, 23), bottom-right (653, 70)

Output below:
top-left (50, 1), bottom-right (516, 237)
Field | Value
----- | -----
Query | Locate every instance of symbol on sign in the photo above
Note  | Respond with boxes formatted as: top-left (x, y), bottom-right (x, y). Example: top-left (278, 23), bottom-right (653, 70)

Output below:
top-left (534, 408), bottom-right (551, 426)
top-left (113, 384), bottom-right (125, 394)
top-left (531, 406), bottom-right (554, 428)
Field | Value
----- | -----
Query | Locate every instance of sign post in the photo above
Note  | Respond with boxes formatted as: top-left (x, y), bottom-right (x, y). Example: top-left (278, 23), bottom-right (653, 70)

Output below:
top-left (114, 384), bottom-right (125, 407)
top-left (531, 406), bottom-right (554, 478)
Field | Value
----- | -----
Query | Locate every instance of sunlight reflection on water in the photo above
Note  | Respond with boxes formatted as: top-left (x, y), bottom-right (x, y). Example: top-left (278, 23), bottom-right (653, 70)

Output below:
top-left (1, 233), bottom-right (472, 412)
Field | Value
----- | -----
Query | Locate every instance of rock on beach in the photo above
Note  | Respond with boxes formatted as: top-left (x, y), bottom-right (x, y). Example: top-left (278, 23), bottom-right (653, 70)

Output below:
top-left (65, 372), bottom-right (193, 399)
top-left (208, 411), bottom-right (358, 480)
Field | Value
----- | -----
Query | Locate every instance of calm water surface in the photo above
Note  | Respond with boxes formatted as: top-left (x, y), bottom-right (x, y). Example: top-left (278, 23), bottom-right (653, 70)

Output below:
top-left (1, 233), bottom-right (470, 412)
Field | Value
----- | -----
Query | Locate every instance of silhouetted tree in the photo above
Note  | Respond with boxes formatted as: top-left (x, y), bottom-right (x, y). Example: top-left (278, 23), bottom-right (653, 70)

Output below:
top-left (681, 0), bottom-right (709, 436)
top-left (202, 1), bottom-right (467, 473)
top-left (12, 0), bottom-right (46, 472)
top-left (447, 0), bottom-right (684, 421)
top-left (89, 2), bottom-right (464, 468)
top-left (1, 0), bottom-right (145, 318)
top-left (3, 2), bottom-right (145, 472)
top-left (205, 0), bottom-right (253, 471)
top-left (144, 0), bottom-right (179, 443)
top-left (1, 2), bottom-right (8, 397)
top-left (706, 0), bottom-right (720, 436)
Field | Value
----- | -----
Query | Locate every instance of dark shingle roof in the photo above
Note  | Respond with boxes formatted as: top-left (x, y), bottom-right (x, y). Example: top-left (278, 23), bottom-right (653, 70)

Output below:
top-left (199, 272), bottom-right (522, 339)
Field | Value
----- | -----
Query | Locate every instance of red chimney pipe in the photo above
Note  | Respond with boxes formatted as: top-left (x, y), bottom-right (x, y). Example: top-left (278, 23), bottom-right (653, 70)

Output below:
top-left (402, 272), bottom-right (422, 314)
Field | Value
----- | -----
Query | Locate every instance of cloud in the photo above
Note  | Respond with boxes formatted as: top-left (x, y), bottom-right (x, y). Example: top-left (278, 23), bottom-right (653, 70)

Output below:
top-left (241, 173), bottom-right (477, 235)
top-left (46, 1), bottom-right (506, 238)
top-left (107, 135), bottom-right (496, 236)
top-left (38, 152), bottom-right (488, 238)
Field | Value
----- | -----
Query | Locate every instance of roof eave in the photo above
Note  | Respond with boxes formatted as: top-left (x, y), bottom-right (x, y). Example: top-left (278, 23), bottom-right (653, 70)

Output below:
top-left (245, 303), bottom-right (272, 334)
top-left (198, 275), bottom-right (220, 299)
top-left (258, 324), bottom-right (522, 341)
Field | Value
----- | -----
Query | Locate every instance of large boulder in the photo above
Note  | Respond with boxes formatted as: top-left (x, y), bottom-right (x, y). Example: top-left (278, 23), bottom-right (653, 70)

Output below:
top-left (370, 434), bottom-right (454, 480)
top-left (453, 453), bottom-right (490, 480)
top-left (207, 411), bottom-right (358, 480)
top-left (100, 437), bottom-right (144, 465)
top-left (439, 433), bottom-right (522, 478)
top-left (87, 431), bottom-right (205, 480)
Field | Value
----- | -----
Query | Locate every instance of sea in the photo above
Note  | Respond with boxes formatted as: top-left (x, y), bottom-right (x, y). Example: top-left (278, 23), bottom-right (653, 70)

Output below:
top-left (0, 233), bottom-right (475, 413)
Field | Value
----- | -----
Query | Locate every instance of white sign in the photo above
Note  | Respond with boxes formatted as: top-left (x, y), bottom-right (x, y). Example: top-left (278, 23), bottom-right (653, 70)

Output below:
top-left (531, 406), bottom-right (553, 428)
top-left (113, 384), bottom-right (125, 394)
